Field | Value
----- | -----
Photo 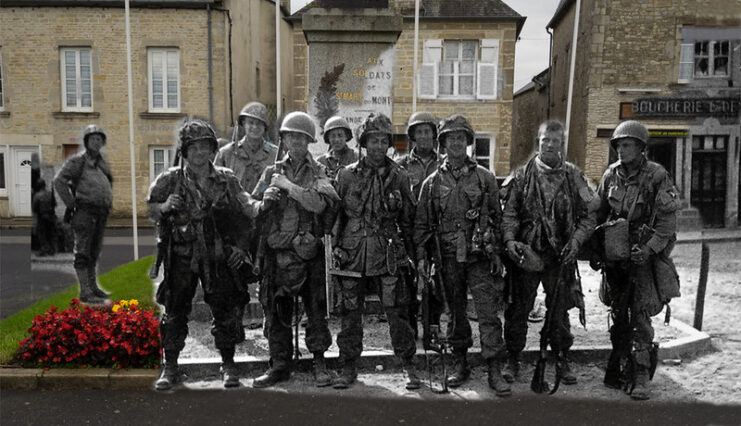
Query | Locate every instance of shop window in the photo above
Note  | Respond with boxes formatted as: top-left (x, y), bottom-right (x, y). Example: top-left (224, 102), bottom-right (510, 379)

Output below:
top-left (150, 147), bottom-right (174, 181)
top-left (679, 40), bottom-right (730, 82)
top-left (419, 39), bottom-right (499, 100)
top-left (60, 47), bottom-right (93, 111)
top-left (148, 48), bottom-right (180, 112)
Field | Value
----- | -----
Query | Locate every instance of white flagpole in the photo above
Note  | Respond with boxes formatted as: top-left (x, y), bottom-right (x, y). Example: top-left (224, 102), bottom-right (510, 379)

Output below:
top-left (276, 0), bottom-right (282, 117)
top-left (125, 0), bottom-right (139, 259)
top-left (412, 0), bottom-right (420, 113)
top-left (564, 0), bottom-right (581, 158)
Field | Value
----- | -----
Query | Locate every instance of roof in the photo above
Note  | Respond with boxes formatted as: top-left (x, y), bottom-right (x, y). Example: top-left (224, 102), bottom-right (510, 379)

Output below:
top-left (0, 0), bottom-right (217, 8)
top-left (292, 0), bottom-right (525, 35)
top-left (546, 0), bottom-right (574, 29)
top-left (513, 67), bottom-right (549, 97)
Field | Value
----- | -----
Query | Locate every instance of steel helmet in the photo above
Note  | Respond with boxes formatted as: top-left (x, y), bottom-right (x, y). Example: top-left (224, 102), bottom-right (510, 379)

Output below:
top-left (406, 112), bottom-right (438, 142)
top-left (280, 111), bottom-right (317, 143)
top-left (238, 102), bottom-right (270, 129)
top-left (610, 120), bottom-right (648, 150)
top-left (356, 113), bottom-right (393, 148)
top-left (437, 114), bottom-right (474, 146)
top-left (322, 116), bottom-right (352, 144)
top-left (82, 124), bottom-right (107, 148)
top-left (177, 117), bottom-right (218, 158)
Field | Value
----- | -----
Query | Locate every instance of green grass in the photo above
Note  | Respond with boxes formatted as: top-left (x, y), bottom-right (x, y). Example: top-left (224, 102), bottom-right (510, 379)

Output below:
top-left (0, 255), bottom-right (159, 364)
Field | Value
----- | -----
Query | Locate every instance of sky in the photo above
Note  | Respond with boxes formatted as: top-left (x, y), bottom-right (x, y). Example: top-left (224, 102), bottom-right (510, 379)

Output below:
top-left (290, 0), bottom-right (563, 93)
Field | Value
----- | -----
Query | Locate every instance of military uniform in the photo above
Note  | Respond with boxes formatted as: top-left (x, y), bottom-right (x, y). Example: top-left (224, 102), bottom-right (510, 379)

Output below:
top-left (32, 183), bottom-right (57, 256)
top-left (54, 141), bottom-right (113, 304)
top-left (147, 163), bottom-right (258, 363)
top-left (501, 155), bottom-right (597, 377)
top-left (317, 148), bottom-right (358, 180)
top-left (596, 156), bottom-right (679, 397)
top-left (214, 139), bottom-right (278, 193)
top-left (396, 148), bottom-right (443, 200)
top-left (251, 153), bottom-right (336, 372)
top-left (332, 156), bottom-right (417, 370)
top-left (415, 156), bottom-right (505, 361)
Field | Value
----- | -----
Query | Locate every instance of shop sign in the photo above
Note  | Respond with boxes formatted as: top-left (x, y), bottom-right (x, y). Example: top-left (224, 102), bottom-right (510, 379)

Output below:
top-left (631, 97), bottom-right (740, 117)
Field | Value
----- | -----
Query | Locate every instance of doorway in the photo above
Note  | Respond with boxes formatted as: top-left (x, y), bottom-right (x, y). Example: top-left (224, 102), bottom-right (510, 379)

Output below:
top-left (11, 146), bottom-right (38, 217)
top-left (691, 135), bottom-right (727, 228)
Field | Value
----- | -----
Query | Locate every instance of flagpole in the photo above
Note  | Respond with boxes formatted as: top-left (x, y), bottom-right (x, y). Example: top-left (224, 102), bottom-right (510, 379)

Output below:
top-left (412, 0), bottom-right (420, 113)
top-left (125, 0), bottom-right (139, 259)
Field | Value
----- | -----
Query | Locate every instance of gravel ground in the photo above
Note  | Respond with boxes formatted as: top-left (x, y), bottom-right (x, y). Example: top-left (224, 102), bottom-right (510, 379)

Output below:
top-left (178, 241), bottom-right (740, 405)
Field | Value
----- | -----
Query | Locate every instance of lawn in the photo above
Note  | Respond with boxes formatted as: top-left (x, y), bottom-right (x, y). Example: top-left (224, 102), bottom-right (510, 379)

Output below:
top-left (0, 255), bottom-right (158, 364)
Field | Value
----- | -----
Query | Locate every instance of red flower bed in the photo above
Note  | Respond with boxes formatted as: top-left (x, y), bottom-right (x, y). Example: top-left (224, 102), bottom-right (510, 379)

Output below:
top-left (17, 299), bottom-right (161, 368)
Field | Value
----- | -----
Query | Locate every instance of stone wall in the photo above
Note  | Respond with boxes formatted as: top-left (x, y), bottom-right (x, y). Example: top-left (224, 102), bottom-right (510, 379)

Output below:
top-left (0, 6), bottom-right (229, 217)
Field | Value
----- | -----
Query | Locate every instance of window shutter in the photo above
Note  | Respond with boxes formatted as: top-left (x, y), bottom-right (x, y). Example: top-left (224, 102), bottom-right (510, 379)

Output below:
top-left (419, 39), bottom-right (441, 99)
top-left (478, 39), bottom-right (499, 100)
top-left (678, 42), bottom-right (694, 82)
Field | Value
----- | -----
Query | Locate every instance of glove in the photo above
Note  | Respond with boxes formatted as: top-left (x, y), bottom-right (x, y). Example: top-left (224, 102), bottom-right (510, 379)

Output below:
top-left (630, 245), bottom-right (651, 265)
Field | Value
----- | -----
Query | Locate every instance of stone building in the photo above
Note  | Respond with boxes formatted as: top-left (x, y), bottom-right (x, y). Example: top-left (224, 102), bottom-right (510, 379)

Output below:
top-left (0, 0), bottom-right (292, 219)
top-left (511, 67), bottom-right (549, 169)
top-left (517, 0), bottom-right (741, 229)
top-left (288, 0), bottom-right (524, 176)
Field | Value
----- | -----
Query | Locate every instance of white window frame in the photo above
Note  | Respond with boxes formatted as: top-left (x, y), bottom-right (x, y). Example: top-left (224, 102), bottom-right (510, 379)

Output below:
top-left (678, 43), bottom-right (694, 83)
top-left (418, 39), bottom-right (499, 101)
top-left (149, 146), bottom-right (174, 182)
top-left (148, 48), bottom-right (180, 113)
top-left (439, 40), bottom-right (477, 98)
top-left (60, 47), bottom-right (93, 112)
top-left (467, 133), bottom-right (495, 171)
top-left (0, 145), bottom-right (7, 196)
top-left (693, 40), bottom-right (730, 78)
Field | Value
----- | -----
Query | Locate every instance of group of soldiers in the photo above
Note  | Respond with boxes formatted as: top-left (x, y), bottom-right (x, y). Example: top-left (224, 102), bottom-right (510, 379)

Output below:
top-left (53, 101), bottom-right (679, 401)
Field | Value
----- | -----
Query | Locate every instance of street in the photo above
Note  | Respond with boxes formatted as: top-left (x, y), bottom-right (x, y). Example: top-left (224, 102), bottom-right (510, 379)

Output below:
top-left (0, 228), bottom-right (156, 319)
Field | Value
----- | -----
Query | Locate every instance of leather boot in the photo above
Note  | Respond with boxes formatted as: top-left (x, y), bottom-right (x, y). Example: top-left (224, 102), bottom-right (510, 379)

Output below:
top-left (332, 362), bottom-right (357, 389)
top-left (155, 351), bottom-right (181, 391)
top-left (630, 366), bottom-right (651, 401)
top-left (447, 350), bottom-right (471, 388)
top-left (313, 352), bottom-right (332, 388)
top-left (403, 362), bottom-right (421, 390)
top-left (253, 360), bottom-right (290, 388)
top-left (220, 348), bottom-right (240, 388)
top-left (88, 267), bottom-right (111, 299)
top-left (76, 268), bottom-right (106, 305)
top-left (501, 353), bottom-right (520, 384)
top-left (487, 358), bottom-right (512, 397)
top-left (558, 351), bottom-right (577, 385)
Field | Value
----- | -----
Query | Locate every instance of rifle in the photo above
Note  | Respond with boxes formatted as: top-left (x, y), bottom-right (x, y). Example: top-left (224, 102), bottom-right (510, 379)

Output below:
top-left (421, 228), bottom-right (451, 394)
top-left (531, 262), bottom-right (568, 394)
top-left (149, 148), bottom-right (183, 280)
top-left (253, 138), bottom-right (283, 276)
top-left (323, 234), bottom-right (362, 319)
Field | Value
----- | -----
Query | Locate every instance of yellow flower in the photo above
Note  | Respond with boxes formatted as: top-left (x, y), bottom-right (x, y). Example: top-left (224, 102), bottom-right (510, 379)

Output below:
top-left (112, 305), bottom-right (120, 313)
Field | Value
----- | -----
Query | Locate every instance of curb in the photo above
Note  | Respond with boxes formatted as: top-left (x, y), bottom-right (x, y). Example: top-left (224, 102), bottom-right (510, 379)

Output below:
top-left (0, 319), bottom-right (713, 390)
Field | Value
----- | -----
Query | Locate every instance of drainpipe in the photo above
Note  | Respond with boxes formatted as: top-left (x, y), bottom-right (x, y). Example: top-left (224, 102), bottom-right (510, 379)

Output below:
top-left (564, 0), bottom-right (581, 158)
top-left (207, 3), bottom-right (213, 123)
top-left (546, 27), bottom-right (553, 119)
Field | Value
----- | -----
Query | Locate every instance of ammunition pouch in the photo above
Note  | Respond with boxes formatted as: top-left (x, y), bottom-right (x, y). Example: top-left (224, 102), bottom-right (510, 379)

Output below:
top-left (652, 253), bottom-right (680, 303)
top-left (291, 231), bottom-right (320, 260)
top-left (602, 218), bottom-right (630, 262)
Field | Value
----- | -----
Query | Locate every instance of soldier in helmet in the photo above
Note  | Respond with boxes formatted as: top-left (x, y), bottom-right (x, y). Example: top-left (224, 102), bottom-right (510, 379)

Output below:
top-left (214, 101), bottom-right (278, 342)
top-left (54, 124), bottom-right (113, 305)
top-left (250, 111), bottom-right (338, 389)
top-left (414, 114), bottom-right (510, 396)
top-left (396, 111), bottom-right (443, 341)
top-left (500, 119), bottom-right (598, 387)
top-left (596, 120), bottom-right (679, 401)
top-left (329, 112), bottom-right (419, 390)
top-left (148, 117), bottom-right (260, 390)
top-left (317, 115), bottom-right (358, 180)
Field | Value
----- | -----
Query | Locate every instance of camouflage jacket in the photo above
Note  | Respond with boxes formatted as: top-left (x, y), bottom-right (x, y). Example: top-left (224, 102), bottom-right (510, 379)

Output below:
top-left (54, 151), bottom-right (113, 211)
top-left (331, 156), bottom-right (416, 276)
top-left (502, 155), bottom-right (598, 255)
top-left (596, 157), bottom-right (679, 254)
top-left (252, 153), bottom-right (338, 257)
top-left (147, 163), bottom-right (259, 291)
top-left (317, 147), bottom-right (358, 180)
top-left (395, 148), bottom-right (443, 200)
top-left (414, 156), bottom-right (502, 263)
top-left (214, 138), bottom-right (278, 193)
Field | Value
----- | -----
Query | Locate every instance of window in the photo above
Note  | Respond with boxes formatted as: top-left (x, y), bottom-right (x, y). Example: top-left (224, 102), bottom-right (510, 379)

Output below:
top-left (678, 40), bottom-right (731, 81)
top-left (467, 134), bottom-right (494, 171)
top-left (0, 147), bottom-right (6, 196)
top-left (60, 48), bottom-right (93, 111)
top-left (148, 48), bottom-right (180, 112)
top-left (419, 39), bottom-right (499, 100)
top-left (150, 147), bottom-right (174, 181)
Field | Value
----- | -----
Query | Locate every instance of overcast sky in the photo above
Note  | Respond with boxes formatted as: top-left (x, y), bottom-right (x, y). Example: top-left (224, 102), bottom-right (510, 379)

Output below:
top-left (290, 0), bottom-right (562, 92)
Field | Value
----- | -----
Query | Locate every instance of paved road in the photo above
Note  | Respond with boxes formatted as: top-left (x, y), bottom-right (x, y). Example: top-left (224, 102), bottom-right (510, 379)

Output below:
top-left (2, 388), bottom-right (739, 425)
top-left (0, 228), bottom-right (156, 319)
